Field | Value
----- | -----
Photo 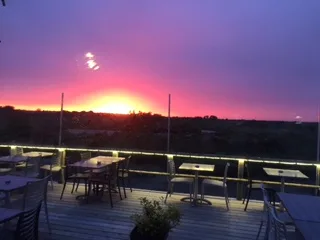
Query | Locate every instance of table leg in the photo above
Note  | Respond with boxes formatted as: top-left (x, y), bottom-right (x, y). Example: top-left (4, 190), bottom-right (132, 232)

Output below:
top-left (281, 177), bottom-right (285, 192)
top-left (280, 177), bottom-right (285, 211)
top-left (193, 171), bottom-right (199, 205)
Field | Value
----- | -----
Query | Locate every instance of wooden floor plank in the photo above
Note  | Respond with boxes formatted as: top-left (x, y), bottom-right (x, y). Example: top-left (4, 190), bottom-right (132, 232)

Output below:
top-left (33, 183), bottom-right (268, 240)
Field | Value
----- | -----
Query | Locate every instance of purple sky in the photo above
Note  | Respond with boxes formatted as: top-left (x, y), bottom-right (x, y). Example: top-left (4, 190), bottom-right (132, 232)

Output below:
top-left (1, 1), bottom-right (320, 121)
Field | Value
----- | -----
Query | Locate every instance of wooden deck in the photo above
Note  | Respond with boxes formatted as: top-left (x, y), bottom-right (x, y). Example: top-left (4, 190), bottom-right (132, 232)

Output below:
top-left (38, 183), bottom-right (265, 240)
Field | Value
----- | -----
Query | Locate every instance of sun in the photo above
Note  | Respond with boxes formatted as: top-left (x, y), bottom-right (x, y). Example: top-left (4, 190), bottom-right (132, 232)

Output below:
top-left (96, 102), bottom-right (132, 114)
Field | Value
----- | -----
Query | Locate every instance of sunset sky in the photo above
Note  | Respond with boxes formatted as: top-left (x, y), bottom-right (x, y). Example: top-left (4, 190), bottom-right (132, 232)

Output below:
top-left (1, 1), bottom-right (320, 121)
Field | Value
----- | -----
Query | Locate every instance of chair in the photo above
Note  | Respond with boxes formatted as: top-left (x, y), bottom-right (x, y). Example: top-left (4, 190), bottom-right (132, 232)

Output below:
top-left (87, 162), bottom-right (122, 208)
top-left (40, 151), bottom-right (62, 189)
top-left (11, 157), bottom-right (40, 178)
top-left (80, 152), bottom-right (91, 160)
top-left (256, 184), bottom-right (293, 240)
top-left (118, 156), bottom-right (132, 198)
top-left (201, 162), bottom-right (230, 210)
top-left (1, 201), bottom-right (42, 240)
top-left (60, 157), bottom-right (90, 200)
top-left (164, 159), bottom-right (194, 203)
top-left (270, 205), bottom-right (303, 240)
top-left (9, 176), bottom-right (51, 234)
top-left (13, 148), bottom-right (29, 169)
top-left (243, 160), bottom-right (276, 211)
top-left (0, 163), bottom-right (12, 175)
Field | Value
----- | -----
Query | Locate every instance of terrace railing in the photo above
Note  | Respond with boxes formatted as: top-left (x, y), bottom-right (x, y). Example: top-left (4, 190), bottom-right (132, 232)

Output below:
top-left (1, 144), bottom-right (319, 200)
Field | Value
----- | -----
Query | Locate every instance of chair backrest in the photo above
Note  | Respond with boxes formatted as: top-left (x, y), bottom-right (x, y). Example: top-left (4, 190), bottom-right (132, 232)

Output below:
top-left (244, 159), bottom-right (253, 183)
top-left (222, 162), bottom-right (230, 186)
top-left (23, 176), bottom-right (49, 210)
top-left (167, 159), bottom-right (176, 178)
top-left (25, 157), bottom-right (40, 178)
top-left (80, 152), bottom-right (91, 160)
top-left (51, 151), bottom-right (61, 167)
top-left (125, 156), bottom-right (131, 171)
top-left (270, 206), bottom-right (288, 240)
top-left (15, 201), bottom-right (42, 240)
top-left (15, 147), bottom-right (24, 156)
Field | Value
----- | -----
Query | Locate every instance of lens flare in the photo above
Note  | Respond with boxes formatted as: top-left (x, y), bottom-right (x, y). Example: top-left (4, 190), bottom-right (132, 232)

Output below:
top-left (84, 52), bottom-right (100, 71)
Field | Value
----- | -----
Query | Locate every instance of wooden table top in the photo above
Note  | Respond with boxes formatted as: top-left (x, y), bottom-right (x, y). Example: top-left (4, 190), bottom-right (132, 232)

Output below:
top-left (0, 175), bottom-right (38, 192)
top-left (0, 208), bottom-right (22, 224)
top-left (70, 156), bottom-right (125, 169)
top-left (22, 152), bottom-right (53, 157)
top-left (179, 163), bottom-right (215, 172)
top-left (278, 193), bottom-right (320, 240)
top-left (0, 155), bottom-right (28, 163)
top-left (263, 168), bottom-right (308, 178)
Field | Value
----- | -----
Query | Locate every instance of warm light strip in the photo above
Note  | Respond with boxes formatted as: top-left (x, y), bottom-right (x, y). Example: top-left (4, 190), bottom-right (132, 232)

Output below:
top-left (0, 144), bottom-right (317, 166)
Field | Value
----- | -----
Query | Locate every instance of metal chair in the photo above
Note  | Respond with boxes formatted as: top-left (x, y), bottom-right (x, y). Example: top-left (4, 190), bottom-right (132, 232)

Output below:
top-left (87, 162), bottom-right (123, 208)
top-left (40, 151), bottom-right (62, 189)
top-left (9, 176), bottom-right (51, 234)
top-left (243, 160), bottom-right (276, 211)
top-left (118, 156), bottom-right (132, 198)
top-left (1, 201), bottom-right (43, 240)
top-left (164, 159), bottom-right (194, 203)
top-left (256, 184), bottom-right (293, 240)
top-left (201, 162), bottom-right (230, 210)
top-left (60, 157), bottom-right (89, 200)
top-left (270, 205), bottom-right (303, 240)
top-left (10, 157), bottom-right (40, 178)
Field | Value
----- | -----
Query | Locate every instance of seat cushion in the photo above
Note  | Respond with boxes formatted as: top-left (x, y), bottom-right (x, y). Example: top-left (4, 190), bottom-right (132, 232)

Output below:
top-left (171, 177), bottom-right (194, 183)
top-left (202, 179), bottom-right (225, 187)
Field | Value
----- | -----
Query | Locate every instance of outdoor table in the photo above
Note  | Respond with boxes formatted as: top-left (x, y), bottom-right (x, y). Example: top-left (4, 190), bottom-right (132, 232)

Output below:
top-left (70, 156), bottom-right (125, 200)
top-left (22, 152), bottom-right (53, 158)
top-left (0, 208), bottom-right (22, 224)
top-left (263, 168), bottom-right (308, 192)
top-left (0, 155), bottom-right (28, 164)
top-left (179, 163), bottom-right (215, 206)
top-left (0, 175), bottom-right (38, 206)
top-left (278, 193), bottom-right (320, 240)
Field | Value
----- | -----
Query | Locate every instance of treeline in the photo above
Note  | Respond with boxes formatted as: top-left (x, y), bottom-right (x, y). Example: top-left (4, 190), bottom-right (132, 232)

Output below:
top-left (0, 106), bottom-right (317, 161)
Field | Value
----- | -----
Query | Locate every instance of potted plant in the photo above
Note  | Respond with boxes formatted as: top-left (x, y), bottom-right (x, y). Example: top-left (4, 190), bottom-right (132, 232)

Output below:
top-left (130, 197), bottom-right (181, 240)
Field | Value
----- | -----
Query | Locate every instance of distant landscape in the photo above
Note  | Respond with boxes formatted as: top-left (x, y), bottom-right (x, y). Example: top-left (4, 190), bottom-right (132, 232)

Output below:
top-left (0, 105), bottom-right (318, 161)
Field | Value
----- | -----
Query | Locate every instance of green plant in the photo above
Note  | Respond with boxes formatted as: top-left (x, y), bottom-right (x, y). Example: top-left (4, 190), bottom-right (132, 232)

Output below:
top-left (131, 197), bottom-right (181, 237)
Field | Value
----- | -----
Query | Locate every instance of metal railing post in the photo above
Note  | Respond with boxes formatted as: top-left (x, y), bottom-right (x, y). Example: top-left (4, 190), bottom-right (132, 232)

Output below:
top-left (59, 149), bottom-right (66, 184)
top-left (315, 165), bottom-right (320, 196)
top-left (236, 159), bottom-right (245, 200)
top-left (10, 146), bottom-right (17, 156)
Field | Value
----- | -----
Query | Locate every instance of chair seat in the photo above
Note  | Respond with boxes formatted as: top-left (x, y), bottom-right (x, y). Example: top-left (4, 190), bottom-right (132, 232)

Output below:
top-left (69, 173), bottom-right (90, 179)
top-left (85, 169), bottom-right (106, 174)
top-left (286, 231), bottom-right (304, 240)
top-left (15, 162), bottom-right (34, 168)
top-left (250, 183), bottom-right (276, 190)
top-left (0, 168), bottom-right (12, 174)
top-left (10, 171), bottom-right (39, 178)
top-left (40, 165), bottom-right (62, 172)
top-left (118, 172), bottom-right (129, 178)
top-left (202, 179), bottom-right (225, 187)
top-left (278, 212), bottom-right (293, 224)
top-left (0, 229), bottom-right (14, 240)
top-left (171, 177), bottom-right (194, 183)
